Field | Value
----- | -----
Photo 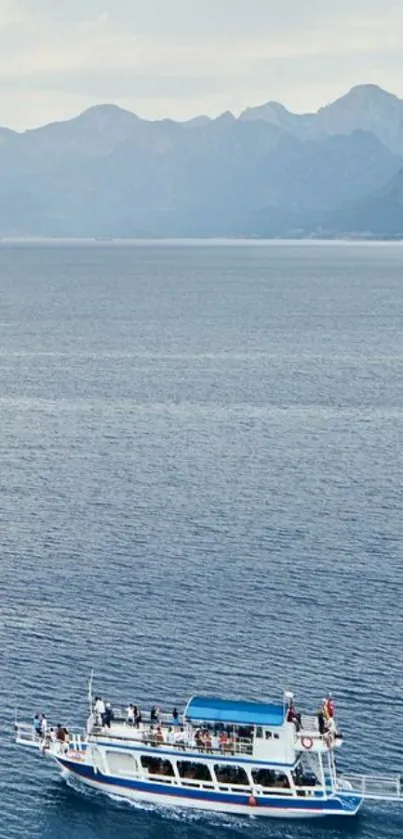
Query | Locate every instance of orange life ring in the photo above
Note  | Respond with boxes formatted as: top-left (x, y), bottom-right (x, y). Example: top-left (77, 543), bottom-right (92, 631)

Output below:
top-left (248, 796), bottom-right (257, 807)
top-left (301, 736), bottom-right (314, 750)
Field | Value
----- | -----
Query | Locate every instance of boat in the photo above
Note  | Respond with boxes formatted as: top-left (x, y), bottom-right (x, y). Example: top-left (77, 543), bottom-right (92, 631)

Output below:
top-left (14, 682), bottom-right (403, 819)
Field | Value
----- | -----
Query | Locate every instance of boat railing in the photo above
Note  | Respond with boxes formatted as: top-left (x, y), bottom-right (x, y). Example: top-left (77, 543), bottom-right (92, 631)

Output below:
top-left (299, 715), bottom-right (318, 730)
top-left (15, 722), bottom-right (87, 752)
top-left (14, 722), bottom-right (40, 748)
top-left (111, 708), bottom-right (183, 725)
top-left (337, 773), bottom-right (403, 801)
top-left (91, 725), bottom-right (253, 756)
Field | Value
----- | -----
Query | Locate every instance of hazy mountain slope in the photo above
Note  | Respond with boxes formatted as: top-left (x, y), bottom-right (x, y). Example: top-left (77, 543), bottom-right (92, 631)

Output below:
top-left (240, 84), bottom-right (403, 155)
top-left (0, 88), bottom-right (402, 237)
top-left (324, 168), bottom-right (403, 237)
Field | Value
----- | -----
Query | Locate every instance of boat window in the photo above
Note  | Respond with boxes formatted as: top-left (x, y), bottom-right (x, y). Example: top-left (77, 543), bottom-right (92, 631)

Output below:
top-left (106, 751), bottom-right (138, 777)
top-left (255, 727), bottom-right (263, 739)
top-left (214, 764), bottom-right (249, 785)
top-left (252, 768), bottom-right (290, 788)
top-left (140, 756), bottom-right (175, 777)
top-left (177, 761), bottom-right (212, 782)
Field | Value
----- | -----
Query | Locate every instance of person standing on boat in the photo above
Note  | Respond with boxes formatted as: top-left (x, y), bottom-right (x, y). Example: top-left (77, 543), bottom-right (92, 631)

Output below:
top-left (316, 705), bottom-right (326, 734)
top-left (33, 714), bottom-right (42, 737)
top-left (326, 694), bottom-right (335, 718)
top-left (56, 724), bottom-right (66, 743)
top-left (94, 696), bottom-right (106, 726)
top-left (41, 714), bottom-right (48, 738)
top-left (172, 707), bottom-right (179, 726)
top-left (150, 705), bottom-right (160, 723)
top-left (103, 703), bottom-right (114, 728)
top-left (166, 726), bottom-right (175, 745)
top-left (126, 704), bottom-right (135, 725)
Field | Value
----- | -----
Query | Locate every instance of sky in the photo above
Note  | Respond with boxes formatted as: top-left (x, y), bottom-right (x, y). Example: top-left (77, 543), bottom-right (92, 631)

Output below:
top-left (0, 0), bottom-right (402, 130)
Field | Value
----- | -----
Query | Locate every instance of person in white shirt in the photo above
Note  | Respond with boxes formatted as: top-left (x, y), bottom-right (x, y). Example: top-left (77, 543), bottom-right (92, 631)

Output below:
top-left (211, 733), bottom-right (220, 752)
top-left (94, 697), bottom-right (106, 726)
top-left (166, 727), bottom-right (176, 746)
top-left (126, 705), bottom-right (135, 725)
top-left (41, 715), bottom-right (48, 736)
top-left (174, 727), bottom-right (186, 748)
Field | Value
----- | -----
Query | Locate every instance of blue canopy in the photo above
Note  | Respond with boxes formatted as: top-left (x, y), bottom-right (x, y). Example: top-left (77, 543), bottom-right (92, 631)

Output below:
top-left (184, 696), bottom-right (286, 727)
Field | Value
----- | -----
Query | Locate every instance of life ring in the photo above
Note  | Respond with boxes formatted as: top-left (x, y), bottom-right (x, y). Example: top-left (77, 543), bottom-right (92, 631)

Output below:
top-left (248, 796), bottom-right (257, 807)
top-left (301, 736), bottom-right (314, 750)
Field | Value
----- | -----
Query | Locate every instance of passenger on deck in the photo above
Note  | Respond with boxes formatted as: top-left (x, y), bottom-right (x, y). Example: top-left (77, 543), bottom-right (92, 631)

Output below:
top-left (126, 704), bottom-right (135, 725)
top-left (56, 724), bottom-right (66, 742)
top-left (172, 707), bottom-right (179, 726)
top-left (194, 728), bottom-right (202, 748)
top-left (166, 726), bottom-right (175, 745)
top-left (41, 715), bottom-right (48, 737)
top-left (219, 731), bottom-right (228, 752)
top-left (211, 732), bottom-right (220, 752)
top-left (33, 714), bottom-right (42, 737)
top-left (287, 701), bottom-right (297, 723)
top-left (94, 697), bottom-right (106, 726)
top-left (287, 702), bottom-right (302, 732)
top-left (135, 707), bottom-right (142, 727)
top-left (156, 725), bottom-right (165, 745)
top-left (326, 694), bottom-right (335, 718)
top-left (174, 726), bottom-right (186, 748)
top-left (204, 731), bottom-right (212, 752)
top-left (103, 703), bottom-right (114, 729)
top-left (325, 715), bottom-right (336, 737)
top-left (150, 705), bottom-right (160, 723)
top-left (317, 705), bottom-right (326, 735)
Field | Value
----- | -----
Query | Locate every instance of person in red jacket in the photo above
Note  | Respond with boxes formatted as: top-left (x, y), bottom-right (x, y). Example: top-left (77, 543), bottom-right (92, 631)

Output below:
top-left (326, 694), bottom-right (335, 718)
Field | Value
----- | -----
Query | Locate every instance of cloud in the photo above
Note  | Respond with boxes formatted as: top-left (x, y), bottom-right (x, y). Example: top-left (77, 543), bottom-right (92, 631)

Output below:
top-left (1, 1), bottom-right (403, 129)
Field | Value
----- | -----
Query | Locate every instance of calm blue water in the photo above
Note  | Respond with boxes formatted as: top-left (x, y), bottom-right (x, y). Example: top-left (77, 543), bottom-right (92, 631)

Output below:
top-left (0, 241), bottom-right (402, 839)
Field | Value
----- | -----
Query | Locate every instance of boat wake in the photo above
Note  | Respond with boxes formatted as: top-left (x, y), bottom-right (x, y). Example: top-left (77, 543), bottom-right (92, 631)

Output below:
top-left (62, 771), bottom-right (249, 830)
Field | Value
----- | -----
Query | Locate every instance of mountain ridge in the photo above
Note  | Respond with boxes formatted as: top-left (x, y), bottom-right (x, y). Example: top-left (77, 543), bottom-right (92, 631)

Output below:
top-left (0, 83), bottom-right (402, 238)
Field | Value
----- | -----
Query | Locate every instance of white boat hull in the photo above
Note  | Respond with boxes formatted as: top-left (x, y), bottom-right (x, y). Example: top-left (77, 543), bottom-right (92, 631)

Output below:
top-left (59, 759), bottom-right (361, 819)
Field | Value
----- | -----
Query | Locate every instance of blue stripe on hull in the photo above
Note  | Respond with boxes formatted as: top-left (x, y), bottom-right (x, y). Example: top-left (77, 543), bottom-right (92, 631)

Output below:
top-left (59, 759), bottom-right (362, 816)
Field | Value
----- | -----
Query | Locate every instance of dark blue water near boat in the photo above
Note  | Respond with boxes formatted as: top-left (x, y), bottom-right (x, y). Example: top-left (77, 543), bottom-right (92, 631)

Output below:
top-left (0, 241), bottom-right (402, 839)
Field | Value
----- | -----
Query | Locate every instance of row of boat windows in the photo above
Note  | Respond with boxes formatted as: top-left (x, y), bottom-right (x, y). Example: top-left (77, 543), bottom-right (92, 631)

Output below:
top-left (106, 752), bottom-right (290, 788)
top-left (255, 728), bottom-right (280, 740)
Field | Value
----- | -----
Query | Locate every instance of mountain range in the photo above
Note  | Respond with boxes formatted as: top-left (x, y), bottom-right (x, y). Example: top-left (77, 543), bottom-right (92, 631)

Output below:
top-left (1, 83), bottom-right (403, 238)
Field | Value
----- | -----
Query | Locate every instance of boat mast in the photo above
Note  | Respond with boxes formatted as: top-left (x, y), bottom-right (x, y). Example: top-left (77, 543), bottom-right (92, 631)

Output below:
top-left (87, 669), bottom-right (94, 714)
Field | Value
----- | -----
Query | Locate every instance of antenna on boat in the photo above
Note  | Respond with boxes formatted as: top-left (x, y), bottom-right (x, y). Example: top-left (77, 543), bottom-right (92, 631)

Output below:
top-left (87, 669), bottom-right (94, 712)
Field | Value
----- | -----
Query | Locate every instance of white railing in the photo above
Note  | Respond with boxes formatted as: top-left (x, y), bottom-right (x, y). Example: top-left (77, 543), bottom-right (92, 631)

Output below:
top-left (338, 774), bottom-right (402, 801)
top-left (111, 708), bottom-right (183, 725)
top-left (15, 723), bottom-right (40, 748)
top-left (300, 715), bottom-right (318, 730)
top-left (93, 725), bottom-right (253, 757)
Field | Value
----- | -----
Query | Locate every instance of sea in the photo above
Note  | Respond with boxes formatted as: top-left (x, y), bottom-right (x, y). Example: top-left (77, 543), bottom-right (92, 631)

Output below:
top-left (0, 240), bottom-right (402, 839)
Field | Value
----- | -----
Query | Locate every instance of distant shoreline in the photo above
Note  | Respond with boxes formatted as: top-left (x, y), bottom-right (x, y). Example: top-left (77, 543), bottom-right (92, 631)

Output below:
top-left (0, 236), bottom-right (402, 246)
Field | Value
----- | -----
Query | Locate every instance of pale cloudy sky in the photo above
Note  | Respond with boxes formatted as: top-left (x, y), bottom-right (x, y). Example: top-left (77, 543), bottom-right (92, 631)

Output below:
top-left (0, 0), bottom-right (402, 130)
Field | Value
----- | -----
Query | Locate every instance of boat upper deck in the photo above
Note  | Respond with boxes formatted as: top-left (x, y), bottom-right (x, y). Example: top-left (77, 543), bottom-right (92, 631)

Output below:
top-left (86, 700), bottom-right (341, 761)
